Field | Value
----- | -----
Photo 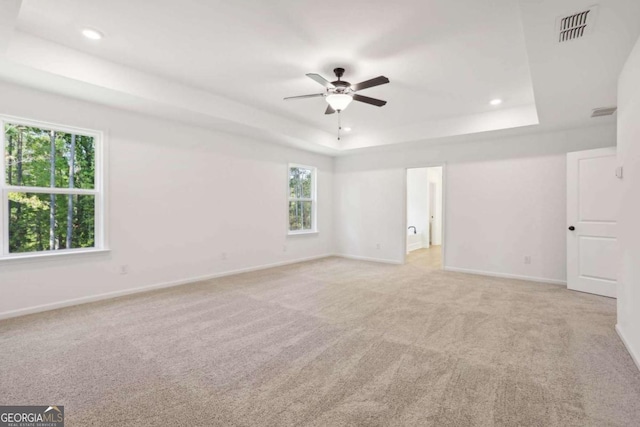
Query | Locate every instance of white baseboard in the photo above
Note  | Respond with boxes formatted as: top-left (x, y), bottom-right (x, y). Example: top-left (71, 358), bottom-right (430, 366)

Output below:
top-left (616, 324), bottom-right (640, 372)
top-left (0, 254), bottom-right (334, 321)
top-left (335, 253), bottom-right (403, 265)
top-left (0, 255), bottom-right (570, 321)
top-left (443, 266), bottom-right (567, 285)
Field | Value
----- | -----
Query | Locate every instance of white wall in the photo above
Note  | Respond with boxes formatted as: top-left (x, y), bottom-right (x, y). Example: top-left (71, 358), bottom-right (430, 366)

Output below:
top-left (446, 156), bottom-right (566, 282)
top-left (617, 36), bottom-right (640, 369)
top-left (427, 167), bottom-right (443, 245)
top-left (406, 168), bottom-right (430, 251)
top-left (0, 82), bottom-right (334, 318)
top-left (334, 125), bottom-right (616, 281)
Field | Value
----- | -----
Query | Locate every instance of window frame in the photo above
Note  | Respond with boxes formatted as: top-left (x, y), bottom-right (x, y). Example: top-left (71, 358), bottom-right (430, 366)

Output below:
top-left (0, 115), bottom-right (107, 260)
top-left (287, 163), bottom-right (318, 235)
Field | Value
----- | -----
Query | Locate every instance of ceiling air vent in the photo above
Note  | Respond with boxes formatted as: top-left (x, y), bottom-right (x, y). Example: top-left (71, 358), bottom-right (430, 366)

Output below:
top-left (557, 6), bottom-right (598, 43)
top-left (591, 107), bottom-right (617, 118)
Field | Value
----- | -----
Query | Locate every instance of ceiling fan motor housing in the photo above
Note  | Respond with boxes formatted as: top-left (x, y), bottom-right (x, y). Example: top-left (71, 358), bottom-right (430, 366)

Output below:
top-left (331, 81), bottom-right (351, 92)
top-left (331, 68), bottom-right (351, 92)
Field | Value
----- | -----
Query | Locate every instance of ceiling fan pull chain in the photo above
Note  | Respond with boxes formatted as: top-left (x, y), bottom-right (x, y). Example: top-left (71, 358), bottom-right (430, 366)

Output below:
top-left (338, 111), bottom-right (342, 141)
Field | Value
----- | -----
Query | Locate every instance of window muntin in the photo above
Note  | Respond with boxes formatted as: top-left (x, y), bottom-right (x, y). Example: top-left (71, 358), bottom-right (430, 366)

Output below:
top-left (1, 117), bottom-right (104, 257)
top-left (288, 165), bottom-right (316, 233)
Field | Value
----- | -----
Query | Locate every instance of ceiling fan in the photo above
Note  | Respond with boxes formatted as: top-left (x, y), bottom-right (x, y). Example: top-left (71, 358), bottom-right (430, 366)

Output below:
top-left (284, 68), bottom-right (390, 114)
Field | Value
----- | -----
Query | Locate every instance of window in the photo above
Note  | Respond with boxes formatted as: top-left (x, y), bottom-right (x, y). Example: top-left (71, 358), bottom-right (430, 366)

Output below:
top-left (288, 164), bottom-right (317, 234)
top-left (0, 116), bottom-right (105, 258)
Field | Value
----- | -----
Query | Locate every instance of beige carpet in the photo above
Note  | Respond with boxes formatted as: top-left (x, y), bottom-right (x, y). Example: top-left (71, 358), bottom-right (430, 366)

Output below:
top-left (1, 253), bottom-right (640, 426)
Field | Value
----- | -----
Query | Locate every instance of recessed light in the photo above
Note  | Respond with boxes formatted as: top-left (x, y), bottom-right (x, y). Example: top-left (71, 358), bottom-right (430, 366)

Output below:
top-left (490, 99), bottom-right (502, 106)
top-left (343, 127), bottom-right (352, 132)
top-left (82, 28), bottom-right (103, 40)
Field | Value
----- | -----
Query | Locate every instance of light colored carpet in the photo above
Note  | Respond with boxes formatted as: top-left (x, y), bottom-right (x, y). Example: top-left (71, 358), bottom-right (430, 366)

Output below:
top-left (1, 252), bottom-right (640, 426)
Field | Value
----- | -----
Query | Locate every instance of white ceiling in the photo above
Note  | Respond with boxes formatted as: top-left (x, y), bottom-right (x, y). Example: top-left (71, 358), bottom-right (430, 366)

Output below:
top-left (1, 0), bottom-right (639, 154)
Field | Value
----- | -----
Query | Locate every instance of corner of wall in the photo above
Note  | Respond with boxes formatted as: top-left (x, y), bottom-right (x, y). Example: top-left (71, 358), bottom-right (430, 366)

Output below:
top-left (616, 324), bottom-right (640, 372)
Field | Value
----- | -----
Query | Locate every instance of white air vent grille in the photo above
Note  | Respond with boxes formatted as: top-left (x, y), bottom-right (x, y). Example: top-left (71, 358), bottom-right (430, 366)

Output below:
top-left (591, 107), bottom-right (617, 118)
top-left (558, 8), bottom-right (595, 42)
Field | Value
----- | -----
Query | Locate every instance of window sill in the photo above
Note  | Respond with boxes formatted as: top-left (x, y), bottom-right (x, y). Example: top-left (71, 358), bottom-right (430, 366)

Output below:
top-left (0, 248), bottom-right (111, 263)
top-left (287, 230), bottom-right (319, 236)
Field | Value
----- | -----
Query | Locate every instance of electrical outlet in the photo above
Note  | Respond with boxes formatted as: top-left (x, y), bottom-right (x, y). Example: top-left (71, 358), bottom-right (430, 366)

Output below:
top-left (221, 252), bottom-right (227, 261)
top-left (120, 265), bottom-right (129, 275)
top-left (524, 256), bottom-right (532, 265)
top-left (283, 245), bottom-right (287, 252)
top-left (376, 243), bottom-right (381, 250)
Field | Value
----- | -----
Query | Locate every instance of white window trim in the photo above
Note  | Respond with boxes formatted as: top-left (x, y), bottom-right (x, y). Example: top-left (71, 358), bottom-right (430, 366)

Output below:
top-left (287, 163), bottom-right (318, 235)
top-left (0, 115), bottom-right (108, 261)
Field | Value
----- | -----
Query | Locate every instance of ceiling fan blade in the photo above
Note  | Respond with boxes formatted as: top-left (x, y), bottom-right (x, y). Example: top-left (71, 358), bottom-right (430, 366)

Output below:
top-left (325, 105), bottom-right (336, 115)
top-left (306, 73), bottom-right (336, 89)
top-left (283, 93), bottom-right (325, 100)
top-left (353, 94), bottom-right (387, 107)
top-left (352, 76), bottom-right (390, 92)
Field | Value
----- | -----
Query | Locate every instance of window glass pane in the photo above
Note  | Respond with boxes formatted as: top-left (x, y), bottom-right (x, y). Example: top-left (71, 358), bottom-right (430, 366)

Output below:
top-left (289, 168), bottom-right (300, 199)
top-left (289, 201), bottom-right (302, 231)
top-left (8, 192), bottom-right (95, 253)
top-left (301, 201), bottom-right (312, 230)
top-left (289, 200), bottom-right (312, 231)
top-left (289, 167), bottom-right (312, 199)
top-left (4, 123), bottom-right (95, 189)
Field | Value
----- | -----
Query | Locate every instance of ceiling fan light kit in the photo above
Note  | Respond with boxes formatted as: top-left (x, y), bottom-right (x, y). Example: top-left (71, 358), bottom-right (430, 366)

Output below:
top-left (326, 93), bottom-right (353, 111)
top-left (284, 67), bottom-right (389, 115)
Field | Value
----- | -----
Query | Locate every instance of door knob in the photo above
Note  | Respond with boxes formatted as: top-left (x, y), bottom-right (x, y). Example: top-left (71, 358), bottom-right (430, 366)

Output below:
top-left (568, 226), bottom-right (575, 231)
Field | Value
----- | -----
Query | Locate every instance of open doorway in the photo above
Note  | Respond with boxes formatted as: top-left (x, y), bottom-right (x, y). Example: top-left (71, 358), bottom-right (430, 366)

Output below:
top-left (405, 166), bottom-right (444, 268)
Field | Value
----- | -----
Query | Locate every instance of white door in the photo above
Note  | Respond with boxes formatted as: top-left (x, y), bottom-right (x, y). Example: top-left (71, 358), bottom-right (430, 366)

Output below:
top-left (567, 147), bottom-right (620, 298)
top-left (429, 182), bottom-right (436, 245)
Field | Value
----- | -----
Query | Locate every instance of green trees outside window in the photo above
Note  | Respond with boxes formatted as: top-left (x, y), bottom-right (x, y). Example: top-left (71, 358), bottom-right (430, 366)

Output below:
top-left (3, 122), bottom-right (97, 254)
top-left (288, 166), bottom-right (315, 232)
